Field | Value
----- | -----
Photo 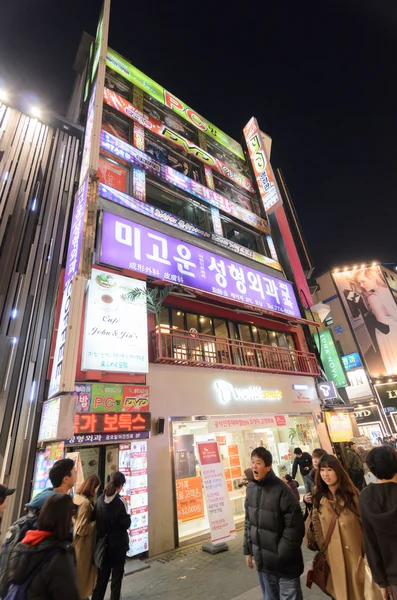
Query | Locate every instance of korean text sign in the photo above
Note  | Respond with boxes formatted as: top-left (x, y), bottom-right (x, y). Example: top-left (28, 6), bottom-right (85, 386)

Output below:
top-left (100, 212), bottom-right (300, 317)
top-left (176, 476), bottom-right (205, 522)
top-left (64, 178), bottom-right (89, 287)
top-left (81, 268), bottom-right (149, 373)
top-left (74, 412), bottom-right (151, 434)
top-left (197, 441), bottom-right (236, 544)
top-left (243, 117), bottom-right (282, 214)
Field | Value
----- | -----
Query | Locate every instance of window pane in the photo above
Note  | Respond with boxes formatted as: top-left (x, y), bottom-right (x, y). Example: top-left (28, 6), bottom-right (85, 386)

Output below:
top-left (159, 308), bottom-right (170, 332)
top-left (238, 324), bottom-right (253, 343)
top-left (172, 310), bottom-right (185, 331)
top-left (257, 328), bottom-right (269, 345)
top-left (186, 313), bottom-right (199, 332)
top-left (268, 331), bottom-right (278, 346)
top-left (105, 69), bottom-right (132, 99)
top-left (221, 218), bottom-right (264, 253)
top-left (214, 319), bottom-right (228, 339)
top-left (146, 182), bottom-right (211, 231)
top-left (199, 316), bottom-right (213, 335)
top-left (286, 335), bottom-right (296, 350)
top-left (277, 333), bottom-right (290, 348)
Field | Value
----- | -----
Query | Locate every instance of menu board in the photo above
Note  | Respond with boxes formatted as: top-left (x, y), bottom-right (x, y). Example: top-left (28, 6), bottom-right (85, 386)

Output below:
top-left (119, 441), bottom-right (149, 557)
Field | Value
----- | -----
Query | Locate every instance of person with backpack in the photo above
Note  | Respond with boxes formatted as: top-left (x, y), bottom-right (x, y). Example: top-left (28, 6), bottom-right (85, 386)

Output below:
top-left (282, 474), bottom-right (300, 501)
top-left (73, 475), bottom-right (101, 600)
top-left (3, 493), bottom-right (80, 600)
top-left (92, 472), bottom-right (131, 600)
top-left (0, 458), bottom-right (77, 597)
top-left (0, 484), bottom-right (16, 531)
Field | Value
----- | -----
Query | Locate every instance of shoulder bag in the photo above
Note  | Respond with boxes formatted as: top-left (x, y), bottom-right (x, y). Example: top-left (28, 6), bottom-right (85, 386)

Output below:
top-left (306, 509), bottom-right (339, 594)
top-left (93, 535), bottom-right (107, 570)
top-left (304, 509), bottom-right (319, 552)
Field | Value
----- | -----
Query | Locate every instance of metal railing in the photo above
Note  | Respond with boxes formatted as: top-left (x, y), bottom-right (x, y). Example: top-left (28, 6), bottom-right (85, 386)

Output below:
top-left (151, 327), bottom-right (320, 376)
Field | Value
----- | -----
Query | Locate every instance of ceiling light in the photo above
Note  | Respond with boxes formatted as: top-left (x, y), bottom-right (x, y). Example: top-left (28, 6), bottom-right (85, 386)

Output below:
top-left (30, 106), bottom-right (41, 119)
top-left (0, 90), bottom-right (9, 103)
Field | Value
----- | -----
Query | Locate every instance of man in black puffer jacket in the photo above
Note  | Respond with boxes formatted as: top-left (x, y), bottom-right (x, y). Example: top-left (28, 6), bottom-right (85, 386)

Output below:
top-left (244, 447), bottom-right (304, 600)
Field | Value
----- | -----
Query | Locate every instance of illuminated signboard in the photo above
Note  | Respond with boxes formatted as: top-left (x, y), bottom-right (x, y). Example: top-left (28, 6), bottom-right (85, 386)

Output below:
top-left (38, 395), bottom-right (76, 442)
top-left (342, 352), bottom-right (363, 371)
top-left (104, 88), bottom-right (254, 193)
top-left (243, 117), bottom-right (282, 214)
top-left (100, 211), bottom-right (300, 318)
top-left (81, 268), bottom-right (149, 374)
top-left (74, 412), bottom-right (151, 434)
top-left (99, 130), bottom-right (268, 233)
top-left (106, 47), bottom-right (245, 161)
top-left (98, 183), bottom-right (280, 271)
top-left (314, 329), bottom-right (348, 388)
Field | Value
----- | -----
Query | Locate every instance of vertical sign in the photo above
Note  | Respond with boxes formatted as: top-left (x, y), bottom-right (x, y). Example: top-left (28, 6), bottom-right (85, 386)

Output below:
top-left (197, 441), bottom-right (236, 544)
top-left (243, 117), bottom-right (282, 214)
top-left (314, 329), bottom-right (348, 388)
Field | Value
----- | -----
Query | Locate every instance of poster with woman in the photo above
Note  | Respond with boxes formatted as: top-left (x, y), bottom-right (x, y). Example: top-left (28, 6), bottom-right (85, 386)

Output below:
top-left (333, 266), bottom-right (397, 377)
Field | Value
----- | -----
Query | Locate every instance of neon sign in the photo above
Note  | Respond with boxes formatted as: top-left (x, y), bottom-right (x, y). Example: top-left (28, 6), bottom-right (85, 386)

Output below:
top-left (104, 88), bottom-right (254, 193)
top-left (74, 412), bottom-right (151, 434)
top-left (106, 47), bottom-right (245, 161)
top-left (214, 380), bottom-right (283, 404)
top-left (243, 117), bottom-right (282, 214)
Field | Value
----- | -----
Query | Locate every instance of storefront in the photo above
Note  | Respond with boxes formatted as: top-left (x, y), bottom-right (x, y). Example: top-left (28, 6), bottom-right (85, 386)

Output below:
top-left (34, 382), bottom-right (151, 558)
top-left (374, 381), bottom-right (397, 433)
top-left (146, 364), bottom-right (323, 554)
top-left (352, 403), bottom-right (388, 443)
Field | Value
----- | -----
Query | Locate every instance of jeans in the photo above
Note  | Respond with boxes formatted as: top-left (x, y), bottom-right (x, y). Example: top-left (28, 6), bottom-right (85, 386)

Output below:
top-left (258, 571), bottom-right (303, 600)
top-left (92, 562), bottom-right (125, 600)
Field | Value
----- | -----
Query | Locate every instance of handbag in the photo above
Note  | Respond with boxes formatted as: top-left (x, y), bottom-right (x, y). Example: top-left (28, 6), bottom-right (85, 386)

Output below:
top-left (306, 510), bottom-right (339, 594)
top-left (94, 535), bottom-right (107, 570)
top-left (304, 510), bottom-right (319, 552)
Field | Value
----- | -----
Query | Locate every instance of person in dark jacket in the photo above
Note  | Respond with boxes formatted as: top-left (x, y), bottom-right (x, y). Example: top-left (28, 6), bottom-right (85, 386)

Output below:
top-left (282, 474), bottom-right (300, 501)
top-left (92, 471), bottom-right (131, 600)
top-left (360, 446), bottom-right (397, 600)
top-left (4, 493), bottom-right (80, 600)
top-left (303, 448), bottom-right (327, 519)
top-left (345, 441), bottom-right (365, 491)
top-left (244, 447), bottom-right (304, 600)
top-left (291, 448), bottom-right (312, 493)
top-left (27, 458), bottom-right (77, 513)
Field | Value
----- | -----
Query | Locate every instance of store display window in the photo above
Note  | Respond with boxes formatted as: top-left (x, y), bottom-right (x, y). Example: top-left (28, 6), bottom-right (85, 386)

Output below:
top-left (172, 414), bottom-right (320, 543)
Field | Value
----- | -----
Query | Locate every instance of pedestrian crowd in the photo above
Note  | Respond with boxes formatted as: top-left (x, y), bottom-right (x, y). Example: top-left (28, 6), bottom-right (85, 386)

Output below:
top-left (1, 440), bottom-right (397, 600)
top-left (244, 442), bottom-right (397, 600)
top-left (0, 459), bottom-right (130, 600)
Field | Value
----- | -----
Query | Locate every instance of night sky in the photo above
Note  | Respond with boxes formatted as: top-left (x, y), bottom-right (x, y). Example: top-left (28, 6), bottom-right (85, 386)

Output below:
top-left (1, 0), bottom-right (396, 272)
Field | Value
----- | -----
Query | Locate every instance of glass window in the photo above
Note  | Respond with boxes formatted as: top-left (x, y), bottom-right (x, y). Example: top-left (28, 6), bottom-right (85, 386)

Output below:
top-left (198, 316), bottom-right (213, 335)
top-left (105, 68), bottom-right (132, 100)
top-left (159, 307), bottom-right (170, 332)
top-left (214, 319), bottom-right (229, 339)
top-left (145, 132), bottom-right (202, 184)
top-left (98, 155), bottom-right (128, 193)
top-left (146, 181), bottom-right (212, 232)
top-left (221, 217), bottom-right (265, 253)
top-left (268, 331), bottom-right (278, 346)
top-left (186, 313), bottom-right (199, 333)
top-left (256, 328), bottom-right (269, 345)
top-left (102, 106), bottom-right (130, 143)
top-left (213, 173), bottom-right (254, 212)
top-left (144, 94), bottom-right (198, 143)
top-left (238, 324), bottom-right (253, 343)
top-left (171, 310), bottom-right (185, 331)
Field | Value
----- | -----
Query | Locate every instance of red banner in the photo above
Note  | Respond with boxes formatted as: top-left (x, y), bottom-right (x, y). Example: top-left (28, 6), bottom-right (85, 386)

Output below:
top-left (104, 87), bottom-right (255, 194)
top-left (98, 156), bottom-right (127, 192)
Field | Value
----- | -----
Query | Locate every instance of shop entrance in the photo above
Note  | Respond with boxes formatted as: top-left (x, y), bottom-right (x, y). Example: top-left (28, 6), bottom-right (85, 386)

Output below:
top-left (64, 445), bottom-right (120, 491)
top-left (171, 413), bottom-right (320, 544)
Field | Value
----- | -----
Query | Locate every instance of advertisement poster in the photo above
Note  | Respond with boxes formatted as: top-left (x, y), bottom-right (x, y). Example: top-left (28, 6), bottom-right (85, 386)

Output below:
top-left (31, 443), bottom-right (64, 498)
top-left (74, 383), bottom-right (92, 413)
top-left (104, 445), bottom-right (119, 485)
top-left (197, 441), bottom-right (236, 544)
top-left (100, 212), bottom-right (299, 318)
top-left (176, 476), bottom-right (205, 522)
top-left (314, 329), bottom-right (348, 388)
top-left (65, 451), bottom-right (84, 494)
top-left (74, 383), bottom-right (150, 413)
top-left (81, 268), bottom-right (149, 374)
top-left (98, 156), bottom-right (127, 192)
top-left (333, 266), bottom-right (397, 377)
top-left (38, 397), bottom-right (61, 441)
top-left (119, 441), bottom-right (149, 557)
top-left (78, 447), bottom-right (100, 478)
top-left (325, 412), bottom-right (354, 443)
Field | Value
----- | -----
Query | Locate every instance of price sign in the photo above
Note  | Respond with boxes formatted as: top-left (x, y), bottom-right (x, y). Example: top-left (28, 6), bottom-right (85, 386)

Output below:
top-left (74, 412), bottom-right (151, 434)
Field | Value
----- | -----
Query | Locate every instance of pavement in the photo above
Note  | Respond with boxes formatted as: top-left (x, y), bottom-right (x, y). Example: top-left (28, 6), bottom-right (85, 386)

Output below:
top-left (106, 532), bottom-right (328, 600)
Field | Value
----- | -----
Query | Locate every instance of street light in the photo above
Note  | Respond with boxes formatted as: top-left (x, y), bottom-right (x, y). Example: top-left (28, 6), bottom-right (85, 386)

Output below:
top-left (30, 106), bottom-right (41, 119)
top-left (0, 89), bottom-right (9, 103)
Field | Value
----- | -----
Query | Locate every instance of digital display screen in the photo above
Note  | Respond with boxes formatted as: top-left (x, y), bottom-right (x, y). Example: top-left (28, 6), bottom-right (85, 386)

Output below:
top-left (74, 412), bottom-right (151, 434)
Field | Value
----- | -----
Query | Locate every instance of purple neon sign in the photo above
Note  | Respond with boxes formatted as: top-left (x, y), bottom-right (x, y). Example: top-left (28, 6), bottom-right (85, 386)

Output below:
top-left (100, 211), bottom-right (300, 318)
top-left (64, 177), bottom-right (89, 288)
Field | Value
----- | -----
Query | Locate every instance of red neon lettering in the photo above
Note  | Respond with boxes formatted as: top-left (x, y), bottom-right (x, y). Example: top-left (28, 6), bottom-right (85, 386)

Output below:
top-left (131, 413), bottom-right (146, 431)
top-left (103, 414), bottom-right (119, 432)
top-left (118, 414), bottom-right (132, 430)
top-left (104, 396), bottom-right (115, 409)
top-left (93, 395), bottom-right (104, 409)
top-left (186, 108), bottom-right (206, 131)
top-left (164, 91), bottom-right (184, 112)
top-left (77, 414), bottom-right (97, 432)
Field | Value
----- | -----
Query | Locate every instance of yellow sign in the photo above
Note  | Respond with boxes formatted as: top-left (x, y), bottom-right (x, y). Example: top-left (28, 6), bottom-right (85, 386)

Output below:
top-left (325, 412), bottom-right (353, 443)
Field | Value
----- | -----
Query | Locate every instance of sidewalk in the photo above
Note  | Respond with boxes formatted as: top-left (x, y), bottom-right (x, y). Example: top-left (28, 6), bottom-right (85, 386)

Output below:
top-left (108, 532), bottom-right (327, 600)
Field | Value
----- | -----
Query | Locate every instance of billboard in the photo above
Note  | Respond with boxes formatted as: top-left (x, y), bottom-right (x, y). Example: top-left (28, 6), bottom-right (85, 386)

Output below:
top-left (243, 117), bottom-right (282, 214)
top-left (81, 268), bottom-right (149, 374)
top-left (106, 47), bottom-right (244, 161)
top-left (314, 329), bottom-right (348, 388)
top-left (333, 266), bottom-right (397, 377)
top-left (100, 211), bottom-right (300, 318)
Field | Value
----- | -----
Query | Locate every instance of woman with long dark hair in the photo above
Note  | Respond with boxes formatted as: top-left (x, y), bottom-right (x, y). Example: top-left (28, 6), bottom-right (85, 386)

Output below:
top-left (312, 454), bottom-right (380, 600)
top-left (74, 474), bottom-right (101, 599)
top-left (92, 471), bottom-right (131, 600)
top-left (4, 494), bottom-right (80, 599)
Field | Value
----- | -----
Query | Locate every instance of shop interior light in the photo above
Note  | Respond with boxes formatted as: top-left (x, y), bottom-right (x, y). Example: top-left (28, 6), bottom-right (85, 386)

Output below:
top-left (361, 264), bottom-right (366, 269)
top-left (176, 311), bottom-right (181, 316)
top-left (372, 262), bottom-right (377, 267)
top-left (199, 316), bottom-right (205, 322)
top-left (353, 265), bottom-right (357, 270)
top-left (334, 269), bottom-right (339, 273)
top-left (343, 267), bottom-right (348, 272)
top-left (0, 89), bottom-right (9, 103)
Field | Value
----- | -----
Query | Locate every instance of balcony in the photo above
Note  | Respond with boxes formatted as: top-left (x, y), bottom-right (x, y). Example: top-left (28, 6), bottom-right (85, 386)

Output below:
top-left (151, 328), bottom-right (320, 377)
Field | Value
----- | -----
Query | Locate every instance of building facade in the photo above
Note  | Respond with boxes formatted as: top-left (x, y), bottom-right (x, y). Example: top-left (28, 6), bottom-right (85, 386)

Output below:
top-left (315, 263), bottom-right (397, 439)
top-left (16, 2), bottom-right (330, 557)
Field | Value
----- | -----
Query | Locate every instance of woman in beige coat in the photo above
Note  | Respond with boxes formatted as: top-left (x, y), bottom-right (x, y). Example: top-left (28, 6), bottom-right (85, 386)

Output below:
top-left (74, 475), bottom-right (101, 599)
top-left (312, 454), bottom-right (381, 600)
